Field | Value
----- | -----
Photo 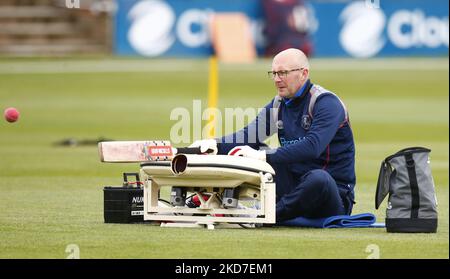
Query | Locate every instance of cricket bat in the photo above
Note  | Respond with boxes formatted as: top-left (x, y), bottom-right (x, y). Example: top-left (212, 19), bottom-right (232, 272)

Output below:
top-left (98, 140), bottom-right (211, 163)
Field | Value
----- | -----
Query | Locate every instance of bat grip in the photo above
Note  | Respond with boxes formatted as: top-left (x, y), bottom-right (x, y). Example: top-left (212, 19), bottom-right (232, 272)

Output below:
top-left (176, 147), bottom-right (214, 154)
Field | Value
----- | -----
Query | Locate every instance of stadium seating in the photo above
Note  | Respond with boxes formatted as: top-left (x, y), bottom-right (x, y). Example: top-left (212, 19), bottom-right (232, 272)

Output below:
top-left (0, 0), bottom-right (112, 55)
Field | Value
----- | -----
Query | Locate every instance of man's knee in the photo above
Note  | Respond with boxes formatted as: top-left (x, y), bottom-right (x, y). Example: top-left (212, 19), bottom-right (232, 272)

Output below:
top-left (303, 169), bottom-right (334, 192)
top-left (276, 169), bottom-right (343, 221)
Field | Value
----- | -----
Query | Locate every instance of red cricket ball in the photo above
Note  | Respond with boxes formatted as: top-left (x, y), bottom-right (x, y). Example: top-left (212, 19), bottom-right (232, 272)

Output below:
top-left (4, 107), bottom-right (20, 123)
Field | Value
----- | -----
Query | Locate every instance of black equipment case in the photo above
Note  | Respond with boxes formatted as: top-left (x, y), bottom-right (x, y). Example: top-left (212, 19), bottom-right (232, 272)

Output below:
top-left (104, 173), bottom-right (145, 223)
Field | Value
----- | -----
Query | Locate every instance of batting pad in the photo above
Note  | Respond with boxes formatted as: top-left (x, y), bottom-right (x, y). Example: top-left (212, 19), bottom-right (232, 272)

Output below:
top-left (277, 213), bottom-right (385, 228)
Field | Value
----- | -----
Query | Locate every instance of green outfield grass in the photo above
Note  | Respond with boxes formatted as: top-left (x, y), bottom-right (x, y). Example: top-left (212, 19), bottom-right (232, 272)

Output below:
top-left (0, 57), bottom-right (448, 258)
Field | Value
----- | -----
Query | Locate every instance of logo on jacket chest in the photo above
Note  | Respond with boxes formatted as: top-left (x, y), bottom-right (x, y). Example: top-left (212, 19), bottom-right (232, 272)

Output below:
top-left (301, 115), bottom-right (312, 130)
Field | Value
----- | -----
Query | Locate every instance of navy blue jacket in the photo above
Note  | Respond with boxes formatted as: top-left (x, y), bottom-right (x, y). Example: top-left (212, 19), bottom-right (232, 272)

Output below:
top-left (217, 80), bottom-right (356, 194)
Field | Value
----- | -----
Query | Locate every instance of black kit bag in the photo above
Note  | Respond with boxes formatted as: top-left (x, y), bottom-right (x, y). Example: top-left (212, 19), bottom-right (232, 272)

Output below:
top-left (104, 173), bottom-right (145, 223)
top-left (375, 147), bottom-right (438, 233)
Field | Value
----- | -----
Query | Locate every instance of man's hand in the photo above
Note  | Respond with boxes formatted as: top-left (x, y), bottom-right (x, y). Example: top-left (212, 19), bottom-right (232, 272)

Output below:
top-left (189, 139), bottom-right (218, 155)
top-left (228, 146), bottom-right (266, 161)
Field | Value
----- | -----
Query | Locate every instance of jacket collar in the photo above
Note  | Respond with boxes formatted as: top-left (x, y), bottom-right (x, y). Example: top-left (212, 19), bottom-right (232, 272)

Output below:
top-left (284, 79), bottom-right (312, 106)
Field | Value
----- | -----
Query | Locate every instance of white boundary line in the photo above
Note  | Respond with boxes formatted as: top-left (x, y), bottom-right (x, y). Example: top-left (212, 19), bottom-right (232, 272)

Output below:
top-left (0, 58), bottom-right (448, 74)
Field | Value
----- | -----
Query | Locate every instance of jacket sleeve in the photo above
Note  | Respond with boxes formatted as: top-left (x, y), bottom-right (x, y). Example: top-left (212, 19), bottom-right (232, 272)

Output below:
top-left (266, 94), bottom-right (346, 164)
top-left (217, 99), bottom-right (278, 155)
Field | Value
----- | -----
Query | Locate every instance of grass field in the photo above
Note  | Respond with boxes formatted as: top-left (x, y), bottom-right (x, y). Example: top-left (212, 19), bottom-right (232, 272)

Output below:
top-left (0, 57), bottom-right (448, 259)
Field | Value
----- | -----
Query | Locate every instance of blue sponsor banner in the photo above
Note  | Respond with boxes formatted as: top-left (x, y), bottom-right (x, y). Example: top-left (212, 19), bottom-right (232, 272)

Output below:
top-left (114, 0), bottom-right (449, 58)
top-left (114, 0), bottom-right (264, 57)
top-left (313, 0), bottom-right (449, 57)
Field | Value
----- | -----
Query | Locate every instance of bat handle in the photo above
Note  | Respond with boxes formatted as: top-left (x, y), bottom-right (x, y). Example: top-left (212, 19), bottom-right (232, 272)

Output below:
top-left (175, 147), bottom-right (214, 154)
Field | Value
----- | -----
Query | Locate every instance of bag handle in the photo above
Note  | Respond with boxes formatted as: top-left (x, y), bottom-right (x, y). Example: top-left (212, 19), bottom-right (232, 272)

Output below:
top-left (385, 147), bottom-right (431, 162)
top-left (396, 146), bottom-right (431, 154)
top-left (123, 172), bottom-right (142, 187)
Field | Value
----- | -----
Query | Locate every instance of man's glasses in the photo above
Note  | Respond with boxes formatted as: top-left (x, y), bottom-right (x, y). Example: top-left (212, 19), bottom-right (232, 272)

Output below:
top-left (267, 68), bottom-right (303, 79)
